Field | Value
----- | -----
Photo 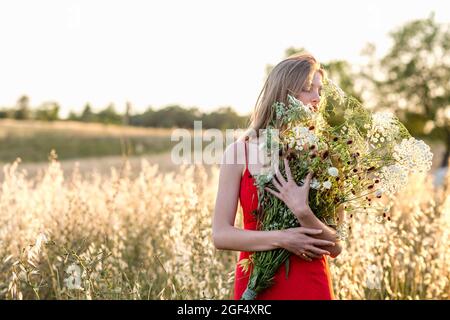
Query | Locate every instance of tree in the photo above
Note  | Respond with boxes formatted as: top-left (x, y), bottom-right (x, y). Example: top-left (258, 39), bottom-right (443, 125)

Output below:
top-left (79, 103), bottom-right (97, 122)
top-left (97, 103), bottom-right (122, 124)
top-left (67, 111), bottom-right (79, 121)
top-left (14, 95), bottom-right (31, 120)
top-left (367, 13), bottom-right (450, 167)
top-left (123, 102), bottom-right (132, 126)
top-left (201, 106), bottom-right (247, 130)
top-left (156, 105), bottom-right (201, 128)
top-left (129, 107), bottom-right (156, 127)
top-left (35, 101), bottom-right (60, 121)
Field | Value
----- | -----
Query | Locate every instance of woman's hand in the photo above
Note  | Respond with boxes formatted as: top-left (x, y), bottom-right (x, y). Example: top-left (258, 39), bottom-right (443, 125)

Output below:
top-left (279, 227), bottom-right (335, 261)
top-left (265, 158), bottom-right (314, 219)
top-left (264, 158), bottom-right (343, 259)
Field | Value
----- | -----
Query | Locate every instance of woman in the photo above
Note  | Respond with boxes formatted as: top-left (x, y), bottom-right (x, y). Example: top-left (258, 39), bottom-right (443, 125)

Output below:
top-left (212, 52), bottom-right (343, 300)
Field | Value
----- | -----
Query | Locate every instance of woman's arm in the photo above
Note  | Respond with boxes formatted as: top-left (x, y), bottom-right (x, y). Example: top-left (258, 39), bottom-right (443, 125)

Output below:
top-left (212, 142), bottom-right (279, 251)
top-left (212, 142), bottom-right (335, 257)
top-left (294, 206), bottom-right (343, 258)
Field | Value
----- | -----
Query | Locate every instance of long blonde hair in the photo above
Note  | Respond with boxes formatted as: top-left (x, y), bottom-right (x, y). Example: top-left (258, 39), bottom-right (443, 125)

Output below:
top-left (244, 52), bottom-right (324, 139)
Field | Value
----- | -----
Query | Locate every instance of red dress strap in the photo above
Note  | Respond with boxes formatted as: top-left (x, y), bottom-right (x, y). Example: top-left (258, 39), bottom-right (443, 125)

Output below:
top-left (244, 136), bottom-right (249, 171)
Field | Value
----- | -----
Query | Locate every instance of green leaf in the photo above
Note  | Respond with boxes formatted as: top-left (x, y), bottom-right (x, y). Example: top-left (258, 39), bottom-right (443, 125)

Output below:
top-left (285, 258), bottom-right (290, 279)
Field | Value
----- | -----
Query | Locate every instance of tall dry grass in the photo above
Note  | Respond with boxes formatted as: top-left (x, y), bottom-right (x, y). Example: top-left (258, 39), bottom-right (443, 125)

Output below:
top-left (330, 167), bottom-right (449, 299)
top-left (0, 154), bottom-right (448, 299)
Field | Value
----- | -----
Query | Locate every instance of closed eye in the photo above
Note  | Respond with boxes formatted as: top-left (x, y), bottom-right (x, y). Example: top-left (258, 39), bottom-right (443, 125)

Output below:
top-left (303, 87), bottom-right (322, 96)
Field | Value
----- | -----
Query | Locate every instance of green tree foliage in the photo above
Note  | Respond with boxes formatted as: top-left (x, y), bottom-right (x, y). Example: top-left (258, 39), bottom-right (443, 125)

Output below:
top-left (79, 103), bottom-right (97, 122)
top-left (35, 102), bottom-right (60, 121)
top-left (130, 105), bottom-right (200, 128)
top-left (14, 95), bottom-right (31, 120)
top-left (201, 106), bottom-right (248, 130)
top-left (130, 105), bottom-right (247, 129)
top-left (97, 103), bottom-right (122, 125)
top-left (367, 13), bottom-right (450, 166)
top-left (67, 111), bottom-right (79, 121)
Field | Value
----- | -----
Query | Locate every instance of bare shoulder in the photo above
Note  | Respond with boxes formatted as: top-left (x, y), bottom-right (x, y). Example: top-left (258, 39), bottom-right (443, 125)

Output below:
top-left (221, 140), bottom-right (246, 171)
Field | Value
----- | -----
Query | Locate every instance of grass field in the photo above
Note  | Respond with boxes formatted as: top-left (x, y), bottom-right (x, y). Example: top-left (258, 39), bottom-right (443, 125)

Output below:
top-left (0, 120), bottom-right (448, 299)
top-left (0, 119), bottom-right (176, 163)
top-left (0, 154), bottom-right (448, 299)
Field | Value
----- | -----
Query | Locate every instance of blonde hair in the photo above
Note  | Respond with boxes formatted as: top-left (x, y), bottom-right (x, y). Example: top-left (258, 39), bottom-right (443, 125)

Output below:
top-left (244, 52), bottom-right (324, 139)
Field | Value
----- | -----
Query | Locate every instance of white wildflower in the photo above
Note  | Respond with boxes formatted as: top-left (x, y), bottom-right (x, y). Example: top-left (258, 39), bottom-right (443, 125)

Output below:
top-left (393, 138), bottom-right (433, 173)
top-left (310, 178), bottom-right (321, 189)
top-left (327, 167), bottom-right (339, 177)
top-left (368, 112), bottom-right (399, 143)
top-left (322, 180), bottom-right (332, 189)
top-left (293, 126), bottom-right (319, 147)
top-left (377, 164), bottom-right (409, 195)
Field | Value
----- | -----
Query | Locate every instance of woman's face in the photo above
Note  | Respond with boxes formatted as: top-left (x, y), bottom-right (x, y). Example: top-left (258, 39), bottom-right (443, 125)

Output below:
top-left (296, 71), bottom-right (322, 112)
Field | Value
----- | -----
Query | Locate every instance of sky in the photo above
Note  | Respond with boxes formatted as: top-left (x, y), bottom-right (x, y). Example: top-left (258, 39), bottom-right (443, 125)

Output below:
top-left (0, 0), bottom-right (449, 118)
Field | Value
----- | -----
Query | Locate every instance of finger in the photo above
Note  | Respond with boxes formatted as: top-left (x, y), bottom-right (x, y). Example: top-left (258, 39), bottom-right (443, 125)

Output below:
top-left (283, 158), bottom-right (293, 182)
top-left (265, 187), bottom-right (283, 200)
top-left (272, 177), bottom-right (283, 192)
top-left (298, 252), bottom-right (312, 262)
top-left (274, 167), bottom-right (287, 186)
top-left (304, 251), bottom-right (321, 259)
top-left (303, 172), bottom-right (314, 193)
top-left (304, 171), bottom-right (314, 187)
top-left (299, 227), bottom-right (323, 235)
top-left (313, 239), bottom-right (336, 247)
top-left (306, 245), bottom-right (331, 256)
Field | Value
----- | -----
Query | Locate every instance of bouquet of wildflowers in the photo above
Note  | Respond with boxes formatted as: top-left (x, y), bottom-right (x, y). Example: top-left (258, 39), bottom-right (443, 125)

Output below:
top-left (239, 78), bottom-right (433, 300)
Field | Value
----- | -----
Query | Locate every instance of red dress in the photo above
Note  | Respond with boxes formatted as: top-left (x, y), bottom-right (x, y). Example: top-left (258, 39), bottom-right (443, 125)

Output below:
top-left (233, 136), bottom-right (335, 300)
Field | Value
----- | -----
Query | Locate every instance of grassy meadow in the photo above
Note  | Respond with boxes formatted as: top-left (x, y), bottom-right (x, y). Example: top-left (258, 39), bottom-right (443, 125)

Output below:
top-left (0, 119), bottom-right (176, 163)
top-left (0, 120), bottom-right (448, 299)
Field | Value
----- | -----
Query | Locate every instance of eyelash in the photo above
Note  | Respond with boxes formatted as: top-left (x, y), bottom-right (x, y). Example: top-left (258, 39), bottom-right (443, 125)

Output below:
top-left (303, 88), bottom-right (322, 96)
